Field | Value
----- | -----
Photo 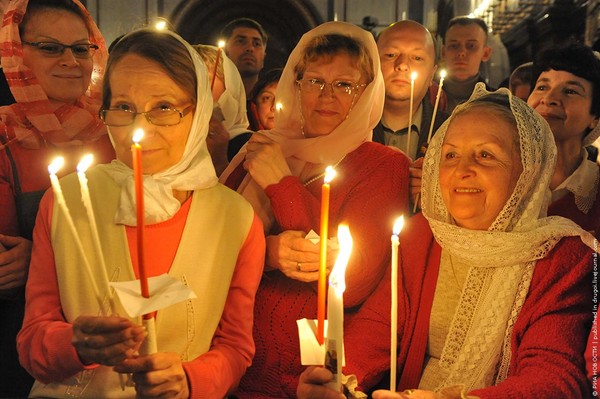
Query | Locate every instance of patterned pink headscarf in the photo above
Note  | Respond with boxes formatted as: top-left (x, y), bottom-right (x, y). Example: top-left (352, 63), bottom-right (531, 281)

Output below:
top-left (0, 0), bottom-right (107, 149)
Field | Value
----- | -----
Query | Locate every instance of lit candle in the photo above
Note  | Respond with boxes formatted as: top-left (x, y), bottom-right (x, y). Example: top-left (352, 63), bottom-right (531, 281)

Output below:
top-left (324, 224), bottom-right (353, 392)
top-left (77, 154), bottom-right (117, 314)
top-left (131, 129), bottom-right (149, 301)
top-left (211, 40), bottom-right (225, 90)
top-left (427, 69), bottom-right (446, 143)
top-left (48, 157), bottom-right (105, 313)
top-left (406, 72), bottom-right (417, 158)
top-left (390, 216), bottom-right (404, 392)
top-left (318, 166), bottom-right (336, 345)
top-left (275, 102), bottom-right (283, 112)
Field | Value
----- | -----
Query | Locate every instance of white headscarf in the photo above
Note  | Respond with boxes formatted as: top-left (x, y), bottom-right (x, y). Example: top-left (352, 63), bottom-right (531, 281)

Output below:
top-left (421, 83), bottom-right (595, 390)
top-left (103, 29), bottom-right (217, 225)
top-left (216, 49), bottom-right (250, 139)
top-left (220, 21), bottom-right (385, 230)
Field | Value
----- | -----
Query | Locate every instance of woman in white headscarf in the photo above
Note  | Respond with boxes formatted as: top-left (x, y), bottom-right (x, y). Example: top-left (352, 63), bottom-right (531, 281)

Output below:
top-left (194, 43), bottom-right (251, 175)
top-left (298, 84), bottom-right (595, 399)
top-left (220, 22), bottom-right (411, 398)
top-left (17, 28), bottom-right (265, 398)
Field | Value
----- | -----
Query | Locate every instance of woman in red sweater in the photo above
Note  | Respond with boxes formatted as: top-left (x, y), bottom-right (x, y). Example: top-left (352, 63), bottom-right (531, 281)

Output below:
top-left (298, 85), bottom-right (595, 398)
top-left (220, 22), bottom-right (410, 397)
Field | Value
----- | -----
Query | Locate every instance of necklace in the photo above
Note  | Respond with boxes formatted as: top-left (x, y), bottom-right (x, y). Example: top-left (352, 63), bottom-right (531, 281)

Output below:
top-left (302, 154), bottom-right (347, 187)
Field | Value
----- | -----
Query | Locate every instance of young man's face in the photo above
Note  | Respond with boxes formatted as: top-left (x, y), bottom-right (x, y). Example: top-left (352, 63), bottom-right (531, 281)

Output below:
top-left (442, 24), bottom-right (491, 82)
top-left (224, 27), bottom-right (266, 79)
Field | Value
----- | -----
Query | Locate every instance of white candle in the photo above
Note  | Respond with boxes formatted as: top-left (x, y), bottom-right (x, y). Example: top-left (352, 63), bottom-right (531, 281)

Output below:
top-left (324, 224), bottom-right (353, 392)
top-left (390, 216), bottom-right (404, 391)
top-left (77, 154), bottom-right (117, 315)
top-left (427, 69), bottom-right (446, 143)
top-left (48, 157), bottom-right (106, 314)
top-left (406, 72), bottom-right (417, 158)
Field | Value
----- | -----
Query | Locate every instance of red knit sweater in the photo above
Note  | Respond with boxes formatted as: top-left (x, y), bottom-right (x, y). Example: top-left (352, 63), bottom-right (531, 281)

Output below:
top-left (344, 213), bottom-right (593, 398)
top-left (235, 142), bottom-right (410, 398)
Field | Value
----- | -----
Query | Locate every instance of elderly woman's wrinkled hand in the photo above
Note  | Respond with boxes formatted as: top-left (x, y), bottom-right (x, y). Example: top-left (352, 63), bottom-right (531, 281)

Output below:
top-left (297, 366), bottom-right (345, 399)
top-left (72, 316), bottom-right (145, 366)
top-left (266, 231), bottom-right (339, 282)
top-left (244, 133), bottom-right (292, 189)
top-left (113, 352), bottom-right (189, 399)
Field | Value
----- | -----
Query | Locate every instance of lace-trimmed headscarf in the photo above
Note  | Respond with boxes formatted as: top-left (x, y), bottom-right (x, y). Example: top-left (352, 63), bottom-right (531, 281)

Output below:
top-left (0, 0), bottom-right (107, 149)
top-left (101, 29), bottom-right (217, 225)
top-left (421, 83), bottom-right (595, 391)
top-left (220, 21), bottom-right (385, 231)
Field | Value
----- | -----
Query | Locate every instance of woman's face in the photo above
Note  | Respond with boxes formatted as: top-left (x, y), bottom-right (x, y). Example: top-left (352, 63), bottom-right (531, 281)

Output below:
top-left (21, 9), bottom-right (93, 105)
top-left (298, 53), bottom-right (365, 138)
top-left (107, 54), bottom-right (194, 175)
top-left (439, 110), bottom-right (523, 231)
top-left (255, 82), bottom-right (278, 129)
top-left (527, 69), bottom-right (599, 144)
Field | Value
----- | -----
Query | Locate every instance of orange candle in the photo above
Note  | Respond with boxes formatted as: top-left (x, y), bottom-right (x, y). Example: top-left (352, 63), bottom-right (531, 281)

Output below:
top-left (318, 166), bottom-right (336, 345)
top-left (211, 41), bottom-right (225, 90)
top-left (131, 129), bottom-right (149, 304)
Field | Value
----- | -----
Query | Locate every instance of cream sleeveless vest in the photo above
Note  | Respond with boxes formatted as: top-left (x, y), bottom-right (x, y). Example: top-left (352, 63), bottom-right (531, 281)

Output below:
top-left (30, 165), bottom-right (254, 398)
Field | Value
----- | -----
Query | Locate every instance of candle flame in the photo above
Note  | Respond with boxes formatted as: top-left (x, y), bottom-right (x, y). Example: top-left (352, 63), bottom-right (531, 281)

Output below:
top-left (393, 215), bottom-right (404, 236)
top-left (275, 102), bottom-right (283, 111)
top-left (324, 166), bottom-right (336, 184)
top-left (217, 40), bottom-right (225, 48)
top-left (133, 128), bottom-right (144, 144)
top-left (410, 71), bottom-right (417, 81)
top-left (329, 224), bottom-right (353, 293)
top-left (440, 69), bottom-right (447, 79)
top-left (153, 18), bottom-right (168, 31)
top-left (48, 156), bottom-right (65, 175)
top-left (77, 154), bottom-right (94, 174)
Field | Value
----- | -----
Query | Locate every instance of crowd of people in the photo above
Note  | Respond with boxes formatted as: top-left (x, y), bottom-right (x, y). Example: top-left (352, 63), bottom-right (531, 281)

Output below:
top-left (0, 0), bottom-right (598, 398)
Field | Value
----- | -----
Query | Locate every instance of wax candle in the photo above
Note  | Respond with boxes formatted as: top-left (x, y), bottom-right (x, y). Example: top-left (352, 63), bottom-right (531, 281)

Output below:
top-left (77, 154), bottom-right (117, 314)
top-left (318, 166), bottom-right (336, 345)
top-left (406, 72), bottom-right (417, 157)
top-left (427, 69), bottom-right (446, 143)
top-left (211, 40), bottom-right (225, 90)
top-left (325, 224), bottom-right (353, 392)
top-left (48, 157), bottom-right (105, 313)
top-left (131, 129), bottom-right (149, 301)
top-left (390, 216), bottom-right (404, 391)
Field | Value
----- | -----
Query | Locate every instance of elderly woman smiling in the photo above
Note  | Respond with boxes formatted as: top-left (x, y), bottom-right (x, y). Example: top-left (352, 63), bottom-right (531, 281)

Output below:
top-left (17, 28), bottom-right (264, 398)
top-left (298, 84), bottom-right (595, 399)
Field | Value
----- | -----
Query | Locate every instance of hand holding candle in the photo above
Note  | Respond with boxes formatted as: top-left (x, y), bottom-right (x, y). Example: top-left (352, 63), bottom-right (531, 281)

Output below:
top-left (406, 72), bottom-right (417, 158)
top-left (318, 166), bottom-right (336, 345)
top-left (324, 224), bottom-right (353, 392)
top-left (390, 216), bottom-right (404, 392)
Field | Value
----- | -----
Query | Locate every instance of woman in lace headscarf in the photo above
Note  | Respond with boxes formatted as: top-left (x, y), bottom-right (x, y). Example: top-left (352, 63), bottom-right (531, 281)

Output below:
top-left (17, 28), bottom-right (265, 398)
top-left (527, 41), bottom-right (600, 239)
top-left (220, 21), bottom-right (410, 398)
top-left (0, 0), bottom-right (113, 395)
top-left (298, 84), bottom-right (595, 399)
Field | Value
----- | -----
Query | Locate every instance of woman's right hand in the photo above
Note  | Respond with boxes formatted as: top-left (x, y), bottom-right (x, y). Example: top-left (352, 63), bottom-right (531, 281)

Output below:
top-left (72, 315), bottom-right (146, 366)
top-left (266, 231), bottom-right (338, 282)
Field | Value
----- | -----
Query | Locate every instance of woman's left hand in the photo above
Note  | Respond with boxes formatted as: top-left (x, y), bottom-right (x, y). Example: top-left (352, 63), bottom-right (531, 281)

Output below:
top-left (243, 133), bottom-right (292, 189)
top-left (114, 352), bottom-right (189, 399)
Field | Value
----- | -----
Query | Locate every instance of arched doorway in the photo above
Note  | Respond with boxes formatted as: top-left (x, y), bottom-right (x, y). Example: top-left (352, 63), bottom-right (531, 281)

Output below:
top-left (170, 0), bottom-right (323, 72)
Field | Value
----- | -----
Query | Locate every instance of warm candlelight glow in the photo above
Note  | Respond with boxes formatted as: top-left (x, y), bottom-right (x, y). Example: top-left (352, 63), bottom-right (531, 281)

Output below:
top-left (275, 102), bottom-right (283, 111)
top-left (217, 40), bottom-right (225, 48)
top-left (393, 216), bottom-right (404, 236)
top-left (410, 71), bottom-right (417, 81)
top-left (76, 154), bottom-right (94, 174)
top-left (328, 225), bottom-right (353, 293)
top-left (154, 20), bottom-right (167, 30)
top-left (440, 69), bottom-right (447, 80)
top-left (48, 156), bottom-right (64, 175)
top-left (133, 128), bottom-right (144, 144)
top-left (324, 166), bottom-right (336, 184)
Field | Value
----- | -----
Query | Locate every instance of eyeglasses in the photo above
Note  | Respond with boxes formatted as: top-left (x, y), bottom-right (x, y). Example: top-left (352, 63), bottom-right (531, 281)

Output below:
top-left (296, 78), bottom-right (366, 96)
top-left (22, 41), bottom-right (99, 59)
top-left (99, 105), bottom-right (194, 127)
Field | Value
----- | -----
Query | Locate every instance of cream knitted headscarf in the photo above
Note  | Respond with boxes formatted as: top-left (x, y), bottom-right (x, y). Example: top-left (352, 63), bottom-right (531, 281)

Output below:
top-left (103, 29), bottom-right (217, 225)
top-left (421, 83), bottom-right (596, 390)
